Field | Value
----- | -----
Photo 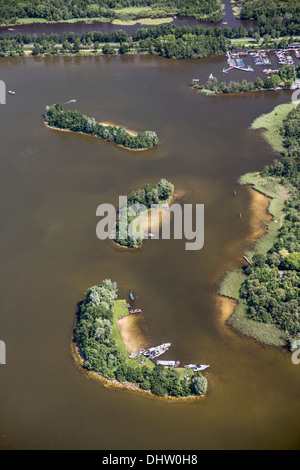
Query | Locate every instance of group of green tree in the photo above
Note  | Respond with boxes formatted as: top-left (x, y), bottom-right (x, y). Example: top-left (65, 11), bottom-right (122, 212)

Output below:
top-left (240, 105), bottom-right (300, 339)
top-left (194, 64), bottom-right (299, 94)
top-left (76, 279), bottom-right (208, 397)
top-left (0, 23), bottom-right (299, 59)
top-left (44, 103), bottom-right (158, 150)
top-left (239, 0), bottom-right (300, 37)
top-left (0, 27), bottom-right (231, 59)
top-left (0, 0), bottom-right (222, 25)
top-left (114, 179), bottom-right (174, 248)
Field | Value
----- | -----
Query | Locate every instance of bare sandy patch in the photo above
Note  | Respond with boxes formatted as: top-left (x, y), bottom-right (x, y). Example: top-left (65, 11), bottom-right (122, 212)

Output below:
top-left (245, 186), bottom-right (272, 244)
top-left (117, 315), bottom-right (148, 354)
top-left (216, 296), bottom-right (238, 324)
top-left (99, 121), bottom-right (138, 137)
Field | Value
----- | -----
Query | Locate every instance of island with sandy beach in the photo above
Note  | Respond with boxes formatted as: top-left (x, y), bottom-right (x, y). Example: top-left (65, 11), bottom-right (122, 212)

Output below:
top-left (218, 102), bottom-right (300, 350)
top-left (74, 279), bottom-right (208, 398)
top-left (113, 179), bottom-right (175, 249)
top-left (44, 103), bottom-right (158, 150)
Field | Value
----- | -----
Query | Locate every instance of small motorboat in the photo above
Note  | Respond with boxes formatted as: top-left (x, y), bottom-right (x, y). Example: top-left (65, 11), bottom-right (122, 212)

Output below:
top-left (8, 91), bottom-right (15, 95)
top-left (130, 308), bottom-right (142, 314)
top-left (184, 364), bottom-right (210, 371)
top-left (129, 292), bottom-right (134, 300)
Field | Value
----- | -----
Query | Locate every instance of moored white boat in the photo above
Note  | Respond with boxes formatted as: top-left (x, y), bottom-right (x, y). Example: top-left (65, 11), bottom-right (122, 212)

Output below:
top-left (144, 342), bottom-right (171, 359)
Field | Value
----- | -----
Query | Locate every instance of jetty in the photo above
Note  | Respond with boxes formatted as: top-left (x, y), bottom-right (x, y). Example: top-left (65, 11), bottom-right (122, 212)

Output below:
top-left (225, 52), bottom-right (254, 72)
top-left (249, 51), bottom-right (271, 66)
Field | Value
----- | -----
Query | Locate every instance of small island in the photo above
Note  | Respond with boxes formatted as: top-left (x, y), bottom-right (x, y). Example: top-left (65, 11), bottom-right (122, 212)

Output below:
top-left (44, 104), bottom-right (159, 150)
top-left (74, 279), bottom-right (208, 398)
top-left (113, 179), bottom-right (175, 248)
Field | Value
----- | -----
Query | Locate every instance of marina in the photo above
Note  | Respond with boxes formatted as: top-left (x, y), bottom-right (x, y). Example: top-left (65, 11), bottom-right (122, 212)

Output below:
top-left (224, 52), bottom-right (254, 72)
top-left (249, 51), bottom-right (271, 66)
top-left (275, 50), bottom-right (294, 65)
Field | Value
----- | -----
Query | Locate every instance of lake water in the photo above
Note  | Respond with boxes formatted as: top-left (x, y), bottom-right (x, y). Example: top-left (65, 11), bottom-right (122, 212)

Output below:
top-left (0, 53), bottom-right (299, 450)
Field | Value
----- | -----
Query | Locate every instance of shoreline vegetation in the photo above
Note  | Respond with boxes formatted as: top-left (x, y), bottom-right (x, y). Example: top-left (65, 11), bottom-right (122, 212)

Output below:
top-left (193, 64), bottom-right (300, 95)
top-left (113, 179), bottom-right (175, 249)
top-left (0, 1), bottom-right (224, 27)
top-left (1, 26), bottom-right (300, 61)
top-left (218, 102), bottom-right (300, 348)
top-left (74, 280), bottom-right (208, 399)
top-left (1, 0), bottom-right (299, 38)
top-left (44, 104), bottom-right (158, 151)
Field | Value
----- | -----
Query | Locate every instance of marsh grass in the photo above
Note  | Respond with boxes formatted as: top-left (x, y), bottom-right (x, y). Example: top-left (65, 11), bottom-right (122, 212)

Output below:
top-left (227, 302), bottom-right (287, 346)
top-left (218, 270), bottom-right (246, 300)
top-left (250, 103), bottom-right (298, 154)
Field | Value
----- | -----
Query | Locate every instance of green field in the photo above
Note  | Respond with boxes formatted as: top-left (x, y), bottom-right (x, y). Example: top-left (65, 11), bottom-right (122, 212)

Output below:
top-left (112, 17), bottom-right (173, 26)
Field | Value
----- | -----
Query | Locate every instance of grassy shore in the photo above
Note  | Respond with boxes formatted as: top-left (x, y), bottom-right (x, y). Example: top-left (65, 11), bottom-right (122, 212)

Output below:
top-left (220, 173), bottom-right (288, 346)
top-left (112, 17), bottom-right (173, 26)
top-left (217, 103), bottom-right (296, 346)
top-left (5, 16), bottom-right (110, 26)
top-left (250, 102), bottom-right (298, 154)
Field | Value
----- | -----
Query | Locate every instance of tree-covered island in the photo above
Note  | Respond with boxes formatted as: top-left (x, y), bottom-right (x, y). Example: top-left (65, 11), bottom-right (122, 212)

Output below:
top-left (44, 103), bottom-right (158, 150)
top-left (113, 179), bottom-right (175, 248)
top-left (75, 279), bottom-right (208, 398)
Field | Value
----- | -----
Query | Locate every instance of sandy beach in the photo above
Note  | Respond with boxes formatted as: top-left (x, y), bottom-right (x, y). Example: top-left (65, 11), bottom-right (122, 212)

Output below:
top-left (117, 314), bottom-right (149, 354)
top-left (217, 185), bottom-right (273, 324)
top-left (99, 121), bottom-right (138, 137)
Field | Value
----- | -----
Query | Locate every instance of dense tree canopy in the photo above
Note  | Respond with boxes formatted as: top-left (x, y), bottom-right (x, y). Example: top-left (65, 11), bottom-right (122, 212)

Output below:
top-left (44, 103), bottom-right (158, 150)
top-left (239, 0), bottom-right (300, 37)
top-left (0, 0), bottom-right (223, 24)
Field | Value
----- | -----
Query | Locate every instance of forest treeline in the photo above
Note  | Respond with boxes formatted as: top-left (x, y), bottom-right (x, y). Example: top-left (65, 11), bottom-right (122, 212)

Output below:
top-left (76, 279), bottom-right (208, 397)
top-left (239, 0), bottom-right (300, 37)
top-left (44, 103), bottom-right (158, 150)
top-left (0, 0), bottom-right (299, 36)
top-left (0, 0), bottom-right (223, 24)
top-left (240, 105), bottom-right (300, 340)
top-left (0, 26), bottom-right (232, 59)
top-left (1, 20), bottom-right (299, 59)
